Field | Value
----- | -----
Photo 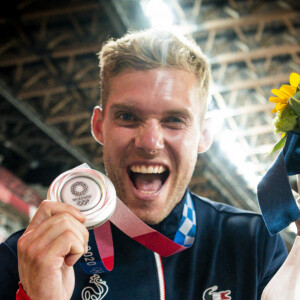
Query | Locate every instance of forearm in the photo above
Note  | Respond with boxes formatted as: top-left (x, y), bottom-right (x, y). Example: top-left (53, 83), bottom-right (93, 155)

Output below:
top-left (261, 236), bottom-right (300, 299)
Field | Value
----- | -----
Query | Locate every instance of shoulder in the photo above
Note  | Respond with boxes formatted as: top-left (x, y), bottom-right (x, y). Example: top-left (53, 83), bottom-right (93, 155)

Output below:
top-left (191, 191), bottom-right (261, 217)
top-left (190, 191), bottom-right (272, 237)
top-left (1, 229), bottom-right (25, 257)
top-left (0, 229), bottom-right (25, 298)
top-left (190, 191), bottom-right (287, 257)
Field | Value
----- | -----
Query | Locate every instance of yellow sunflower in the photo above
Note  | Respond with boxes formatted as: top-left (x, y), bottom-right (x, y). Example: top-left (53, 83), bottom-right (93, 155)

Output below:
top-left (269, 72), bottom-right (300, 113)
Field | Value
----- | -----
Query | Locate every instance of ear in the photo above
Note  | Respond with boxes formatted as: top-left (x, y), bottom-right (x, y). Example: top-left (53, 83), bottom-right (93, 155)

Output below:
top-left (197, 116), bottom-right (215, 153)
top-left (91, 106), bottom-right (104, 145)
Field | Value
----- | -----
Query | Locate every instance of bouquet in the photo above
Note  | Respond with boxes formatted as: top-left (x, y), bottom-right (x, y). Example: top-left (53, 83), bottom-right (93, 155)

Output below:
top-left (269, 72), bottom-right (300, 153)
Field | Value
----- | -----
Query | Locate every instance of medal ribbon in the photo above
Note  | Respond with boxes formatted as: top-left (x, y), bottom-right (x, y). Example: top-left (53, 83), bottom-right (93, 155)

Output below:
top-left (48, 165), bottom-right (196, 274)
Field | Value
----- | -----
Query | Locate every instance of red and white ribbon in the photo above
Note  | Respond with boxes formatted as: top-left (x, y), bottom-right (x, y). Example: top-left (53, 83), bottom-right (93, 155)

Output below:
top-left (47, 165), bottom-right (190, 273)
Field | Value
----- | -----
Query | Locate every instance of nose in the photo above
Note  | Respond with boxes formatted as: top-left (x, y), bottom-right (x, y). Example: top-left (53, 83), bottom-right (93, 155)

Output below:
top-left (135, 120), bottom-right (164, 154)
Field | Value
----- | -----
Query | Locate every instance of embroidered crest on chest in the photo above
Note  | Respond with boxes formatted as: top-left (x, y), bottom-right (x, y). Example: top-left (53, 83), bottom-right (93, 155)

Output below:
top-left (202, 285), bottom-right (232, 300)
top-left (81, 274), bottom-right (109, 300)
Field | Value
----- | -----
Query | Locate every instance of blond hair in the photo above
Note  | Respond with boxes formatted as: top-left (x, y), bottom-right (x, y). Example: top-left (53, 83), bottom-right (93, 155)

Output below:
top-left (98, 29), bottom-right (211, 112)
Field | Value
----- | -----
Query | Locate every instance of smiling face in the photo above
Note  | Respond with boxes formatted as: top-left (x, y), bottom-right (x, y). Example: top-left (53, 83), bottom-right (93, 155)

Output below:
top-left (92, 68), bottom-right (209, 224)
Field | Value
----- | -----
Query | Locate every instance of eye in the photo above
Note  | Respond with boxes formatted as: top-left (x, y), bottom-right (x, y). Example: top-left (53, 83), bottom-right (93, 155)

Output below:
top-left (165, 117), bottom-right (183, 123)
top-left (118, 112), bottom-right (136, 121)
top-left (162, 116), bottom-right (187, 129)
top-left (115, 111), bottom-right (140, 127)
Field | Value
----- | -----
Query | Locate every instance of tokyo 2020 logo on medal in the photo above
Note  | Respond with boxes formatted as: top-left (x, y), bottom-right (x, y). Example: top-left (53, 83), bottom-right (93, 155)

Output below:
top-left (71, 181), bottom-right (88, 197)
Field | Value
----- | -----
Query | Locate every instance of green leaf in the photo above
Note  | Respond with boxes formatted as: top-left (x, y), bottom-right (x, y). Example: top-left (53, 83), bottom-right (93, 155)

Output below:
top-left (293, 91), bottom-right (300, 100)
top-left (268, 135), bottom-right (287, 155)
top-left (273, 106), bottom-right (297, 133)
top-left (289, 95), bottom-right (300, 118)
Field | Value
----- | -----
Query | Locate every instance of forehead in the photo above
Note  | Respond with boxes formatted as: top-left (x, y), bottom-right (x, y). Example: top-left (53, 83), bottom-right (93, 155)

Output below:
top-left (105, 68), bottom-right (203, 114)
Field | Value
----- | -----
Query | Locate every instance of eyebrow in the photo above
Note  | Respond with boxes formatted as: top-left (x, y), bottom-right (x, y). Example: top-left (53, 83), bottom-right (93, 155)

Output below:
top-left (109, 103), bottom-right (143, 114)
top-left (109, 103), bottom-right (193, 118)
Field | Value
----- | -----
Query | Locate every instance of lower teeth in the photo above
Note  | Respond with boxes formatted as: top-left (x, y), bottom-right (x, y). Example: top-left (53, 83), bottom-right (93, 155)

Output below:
top-left (140, 190), bottom-right (156, 194)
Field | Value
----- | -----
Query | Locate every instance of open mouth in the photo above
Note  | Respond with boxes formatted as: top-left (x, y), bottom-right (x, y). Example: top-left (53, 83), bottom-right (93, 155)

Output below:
top-left (128, 165), bottom-right (169, 194)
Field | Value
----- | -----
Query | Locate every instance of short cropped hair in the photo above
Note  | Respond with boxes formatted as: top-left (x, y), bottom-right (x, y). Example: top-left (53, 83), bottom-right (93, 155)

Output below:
top-left (98, 29), bottom-right (211, 114)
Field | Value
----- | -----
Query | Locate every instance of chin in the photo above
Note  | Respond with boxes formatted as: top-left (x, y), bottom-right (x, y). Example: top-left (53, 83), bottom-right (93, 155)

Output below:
top-left (141, 217), bottom-right (164, 226)
top-left (132, 207), bottom-right (168, 225)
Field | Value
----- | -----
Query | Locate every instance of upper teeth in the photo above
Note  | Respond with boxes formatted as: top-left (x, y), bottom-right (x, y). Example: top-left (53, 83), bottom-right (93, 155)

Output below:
top-left (130, 165), bottom-right (166, 174)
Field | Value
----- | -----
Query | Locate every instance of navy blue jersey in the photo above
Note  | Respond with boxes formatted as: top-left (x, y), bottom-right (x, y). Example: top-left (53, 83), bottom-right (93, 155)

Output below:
top-left (0, 190), bottom-right (287, 299)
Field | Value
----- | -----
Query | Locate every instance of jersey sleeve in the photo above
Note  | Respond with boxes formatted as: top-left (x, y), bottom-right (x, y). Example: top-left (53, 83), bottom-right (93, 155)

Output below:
top-left (0, 230), bottom-right (24, 299)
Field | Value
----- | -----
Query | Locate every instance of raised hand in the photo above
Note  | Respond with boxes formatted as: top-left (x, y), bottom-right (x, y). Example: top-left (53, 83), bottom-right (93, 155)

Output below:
top-left (17, 200), bottom-right (89, 300)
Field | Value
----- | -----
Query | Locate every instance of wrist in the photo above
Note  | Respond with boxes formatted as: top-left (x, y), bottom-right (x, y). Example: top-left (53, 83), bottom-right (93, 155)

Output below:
top-left (16, 282), bottom-right (31, 300)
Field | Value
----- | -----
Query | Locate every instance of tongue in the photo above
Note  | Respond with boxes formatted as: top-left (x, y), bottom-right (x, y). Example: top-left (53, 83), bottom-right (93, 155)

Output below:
top-left (133, 173), bottom-right (163, 192)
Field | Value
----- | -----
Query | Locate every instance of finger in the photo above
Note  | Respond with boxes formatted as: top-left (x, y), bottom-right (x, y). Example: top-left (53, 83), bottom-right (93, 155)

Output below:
top-left (18, 231), bottom-right (81, 300)
top-left (46, 230), bottom-right (86, 267)
top-left (27, 200), bottom-right (86, 232)
top-left (20, 213), bottom-right (89, 260)
top-left (20, 231), bottom-right (85, 277)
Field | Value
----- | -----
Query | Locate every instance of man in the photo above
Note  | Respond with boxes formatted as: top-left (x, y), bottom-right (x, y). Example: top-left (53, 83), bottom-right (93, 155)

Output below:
top-left (0, 29), bottom-right (288, 299)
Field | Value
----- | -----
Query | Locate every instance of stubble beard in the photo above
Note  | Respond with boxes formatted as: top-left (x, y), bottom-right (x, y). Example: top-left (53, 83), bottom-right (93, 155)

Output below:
top-left (102, 148), bottom-right (198, 225)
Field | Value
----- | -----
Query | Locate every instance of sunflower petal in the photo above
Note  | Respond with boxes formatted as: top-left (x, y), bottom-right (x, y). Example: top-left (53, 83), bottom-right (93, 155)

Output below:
top-left (279, 86), bottom-right (294, 98)
top-left (271, 88), bottom-right (289, 99)
top-left (269, 96), bottom-right (288, 104)
top-left (281, 85), bottom-right (296, 97)
top-left (275, 103), bottom-right (287, 112)
top-left (269, 96), bottom-right (281, 103)
top-left (290, 73), bottom-right (300, 87)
